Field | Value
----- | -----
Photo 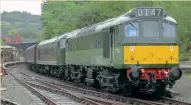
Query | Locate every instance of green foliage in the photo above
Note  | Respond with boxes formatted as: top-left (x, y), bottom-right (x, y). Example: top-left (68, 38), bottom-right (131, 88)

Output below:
top-left (1, 11), bottom-right (43, 42)
top-left (0, 39), bottom-right (5, 45)
top-left (1, 11), bottom-right (41, 23)
top-left (20, 29), bottom-right (39, 39)
top-left (42, 1), bottom-right (191, 60)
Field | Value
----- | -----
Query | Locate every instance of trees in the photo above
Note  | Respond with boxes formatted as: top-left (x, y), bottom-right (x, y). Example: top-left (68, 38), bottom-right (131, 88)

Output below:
top-left (1, 11), bottom-right (43, 42)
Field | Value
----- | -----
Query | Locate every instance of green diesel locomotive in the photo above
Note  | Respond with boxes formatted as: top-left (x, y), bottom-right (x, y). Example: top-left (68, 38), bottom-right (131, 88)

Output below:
top-left (25, 7), bottom-right (182, 98)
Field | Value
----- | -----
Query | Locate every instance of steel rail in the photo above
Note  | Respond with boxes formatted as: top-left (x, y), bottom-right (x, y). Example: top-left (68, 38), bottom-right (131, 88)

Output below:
top-left (9, 70), bottom-right (123, 105)
top-left (8, 71), bottom-right (58, 105)
top-left (20, 72), bottom-right (164, 105)
top-left (161, 97), bottom-right (191, 105)
top-left (38, 78), bottom-right (164, 105)
top-left (25, 80), bottom-right (124, 105)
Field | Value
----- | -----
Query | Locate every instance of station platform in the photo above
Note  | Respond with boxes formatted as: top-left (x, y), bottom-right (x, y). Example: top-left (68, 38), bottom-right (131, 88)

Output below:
top-left (1, 72), bottom-right (45, 105)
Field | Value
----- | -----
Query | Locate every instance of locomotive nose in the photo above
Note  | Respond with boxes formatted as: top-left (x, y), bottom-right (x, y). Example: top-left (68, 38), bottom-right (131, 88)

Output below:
top-left (169, 67), bottom-right (182, 81)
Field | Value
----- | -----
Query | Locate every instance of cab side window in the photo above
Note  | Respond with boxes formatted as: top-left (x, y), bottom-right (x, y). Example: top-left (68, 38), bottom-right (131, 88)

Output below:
top-left (163, 23), bottom-right (176, 37)
top-left (124, 23), bottom-right (139, 37)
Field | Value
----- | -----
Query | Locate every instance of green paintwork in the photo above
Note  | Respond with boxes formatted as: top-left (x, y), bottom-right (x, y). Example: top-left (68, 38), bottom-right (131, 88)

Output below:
top-left (113, 46), bottom-right (124, 67)
top-left (65, 27), bottom-right (124, 68)
top-left (66, 46), bottom-right (124, 68)
top-left (57, 48), bottom-right (66, 65)
top-left (121, 64), bottom-right (179, 69)
top-left (66, 48), bottom-right (111, 66)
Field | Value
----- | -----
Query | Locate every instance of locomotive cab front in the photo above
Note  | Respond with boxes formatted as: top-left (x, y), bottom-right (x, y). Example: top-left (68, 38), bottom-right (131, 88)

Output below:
top-left (120, 8), bottom-right (182, 96)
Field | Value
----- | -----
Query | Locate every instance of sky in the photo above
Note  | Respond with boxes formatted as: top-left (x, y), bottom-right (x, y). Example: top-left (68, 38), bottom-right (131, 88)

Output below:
top-left (1, 0), bottom-right (43, 15)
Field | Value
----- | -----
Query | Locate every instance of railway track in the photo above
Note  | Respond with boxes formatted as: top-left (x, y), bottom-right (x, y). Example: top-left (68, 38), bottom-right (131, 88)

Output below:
top-left (5, 64), bottom-right (191, 105)
top-left (19, 72), bottom-right (169, 105)
top-left (8, 71), bottom-right (59, 105)
top-left (160, 97), bottom-right (191, 105)
top-left (20, 71), bottom-right (191, 105)
top-left (7, 68), bottom-right (126, 105)
top-left (24, 81), bottom-right (123, 105)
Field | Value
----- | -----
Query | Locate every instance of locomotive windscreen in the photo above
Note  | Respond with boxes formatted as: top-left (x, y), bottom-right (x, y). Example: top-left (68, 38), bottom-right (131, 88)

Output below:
top-left (142, 21), bottom-right (159, 37)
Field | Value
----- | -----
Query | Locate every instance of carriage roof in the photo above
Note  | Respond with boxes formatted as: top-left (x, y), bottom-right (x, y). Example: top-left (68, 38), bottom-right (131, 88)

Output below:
top-left (38, 36), bottom-right (59, 46)
top-left (25, 44), bottom-right (36, 51)
top-left (65, 29), bottom-right (81, 39)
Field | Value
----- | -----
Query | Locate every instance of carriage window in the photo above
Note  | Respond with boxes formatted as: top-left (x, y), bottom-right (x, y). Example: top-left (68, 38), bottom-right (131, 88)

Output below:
top-left (38, 49), bottom-right (40, 59)
top-left (143, 21), bottom-right (159, 37)
top-left (163, 23), bottom-right (176, 37)
top-left (60, 39), bottom-right (66, 48)
top-left (68, 42), bottom-right (72, 51)
top-left (124, 22), bottom-right (139, 37)
top-left (57, 41), bottom-right (60, 48)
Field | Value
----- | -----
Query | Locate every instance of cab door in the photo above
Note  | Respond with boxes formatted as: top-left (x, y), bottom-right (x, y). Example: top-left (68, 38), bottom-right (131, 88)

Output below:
top-left (103, 28), bottom-right (115, 66)
top-left (56, 40), bottom-right (60, 65)
top-left (58, 38), bottom-right (66, 65)
top-left (110, 28), bottom-right (115, 66)
top-left (60, 43), bottom-right (66, 65)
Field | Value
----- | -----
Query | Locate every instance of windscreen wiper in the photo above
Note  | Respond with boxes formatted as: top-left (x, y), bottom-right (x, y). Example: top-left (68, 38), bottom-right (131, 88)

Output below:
top-left (130, 22), bottom-right (139, 30)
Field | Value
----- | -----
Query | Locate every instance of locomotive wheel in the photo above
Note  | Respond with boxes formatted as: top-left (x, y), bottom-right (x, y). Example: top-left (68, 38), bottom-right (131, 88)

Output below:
top-left (68, 72), bottom-right (73, 82)
top-left (63, 69), bottom-right (68, 80)
top-left (84, 80), bottom-right (87, 86)
top-left (164, 90), bottom-right (172, 98)
top-left (153, 85), bottom-right (166, 100)
top-left (93, 80), bottom-right (101, 89)
top-left (97, 76), bottom-right (105, 88)
top-left (122, 85), bottom-right (132, 97)
top-left (58, 72), bottom-right (64, 79)
top-left (80, 76), bottom-right (86, 83)
top-left (122, 85), bottom-right (138, 97)
top-left (153, 89), bottom-right (162, 100)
